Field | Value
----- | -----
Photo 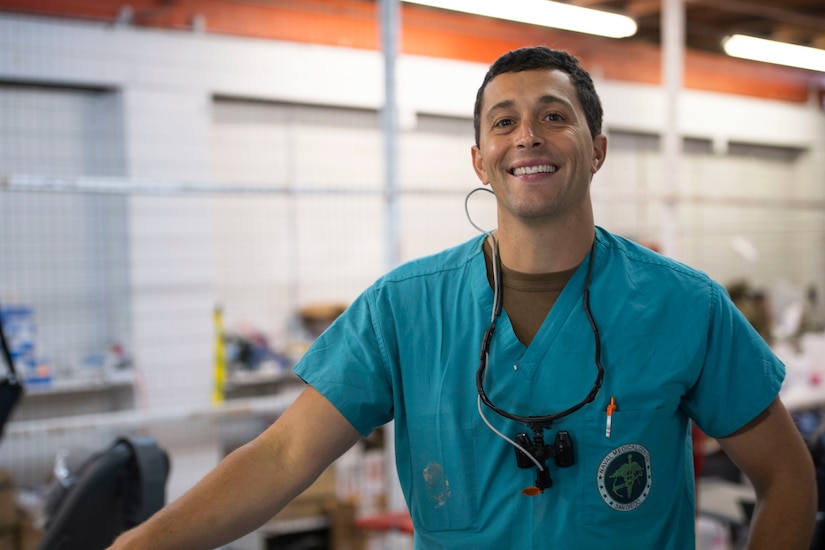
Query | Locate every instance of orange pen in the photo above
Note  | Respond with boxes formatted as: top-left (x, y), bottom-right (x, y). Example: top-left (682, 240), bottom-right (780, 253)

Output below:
top-left (605, 396), bottom-right (617, 438)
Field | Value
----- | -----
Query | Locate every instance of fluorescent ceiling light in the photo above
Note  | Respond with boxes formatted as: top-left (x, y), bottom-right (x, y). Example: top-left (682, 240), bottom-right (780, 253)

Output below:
top-left (723, 34), bottom-right (825, 73)
top-left (402, 0), bottom-right (637, 39)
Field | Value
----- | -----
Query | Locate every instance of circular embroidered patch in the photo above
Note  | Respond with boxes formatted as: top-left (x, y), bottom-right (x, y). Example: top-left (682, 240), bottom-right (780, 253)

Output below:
top-left (597, 444), bottom-right (652, 511)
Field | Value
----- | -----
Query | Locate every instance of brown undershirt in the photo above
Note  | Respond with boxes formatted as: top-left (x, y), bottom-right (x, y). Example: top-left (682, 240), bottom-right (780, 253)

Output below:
top-left (483, 239), bottom-right (577, 347)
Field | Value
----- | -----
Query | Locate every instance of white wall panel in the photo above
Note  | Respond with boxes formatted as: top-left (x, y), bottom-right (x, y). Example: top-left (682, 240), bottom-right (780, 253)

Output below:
top-left (0, 12), bottom-right (823, 501)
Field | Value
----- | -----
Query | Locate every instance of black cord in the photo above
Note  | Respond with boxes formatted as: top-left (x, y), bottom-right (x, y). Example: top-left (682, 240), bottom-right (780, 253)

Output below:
top-left (476, 240), bottom-right (604, 429)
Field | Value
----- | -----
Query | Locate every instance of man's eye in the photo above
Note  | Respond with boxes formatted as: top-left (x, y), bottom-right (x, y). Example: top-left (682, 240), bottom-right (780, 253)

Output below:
top-left (545, 113), bottom-right (563, 122)
top-left (494, 119), bottom-right (513, 128)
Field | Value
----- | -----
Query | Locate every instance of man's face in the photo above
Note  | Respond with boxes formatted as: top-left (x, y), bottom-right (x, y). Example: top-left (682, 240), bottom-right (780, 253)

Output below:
top-left (471, 69), bottom-right (606, 225)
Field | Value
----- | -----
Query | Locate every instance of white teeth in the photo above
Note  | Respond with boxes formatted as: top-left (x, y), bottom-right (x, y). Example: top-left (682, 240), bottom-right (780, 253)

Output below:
top-left (512, 164), bottom-right (557, 176)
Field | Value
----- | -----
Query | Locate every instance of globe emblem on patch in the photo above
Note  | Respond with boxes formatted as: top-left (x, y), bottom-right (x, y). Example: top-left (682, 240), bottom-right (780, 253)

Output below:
top-left (597, 443), bottom-right (652, 511)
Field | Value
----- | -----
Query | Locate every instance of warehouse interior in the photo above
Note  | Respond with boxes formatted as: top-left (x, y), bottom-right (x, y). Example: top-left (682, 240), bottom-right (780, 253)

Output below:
top-left (0, 1), bottom-right (824, 549)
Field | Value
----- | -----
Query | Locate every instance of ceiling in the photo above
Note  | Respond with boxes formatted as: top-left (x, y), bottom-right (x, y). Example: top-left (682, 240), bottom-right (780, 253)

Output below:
top-left (0, 0), bottom-right (822, 103)
top-left (578, 0), bottom-right (825, 56)
top-left (2, 0), bottom-right (824, 59)
top-left (2, 0), bottom-right (825, 56)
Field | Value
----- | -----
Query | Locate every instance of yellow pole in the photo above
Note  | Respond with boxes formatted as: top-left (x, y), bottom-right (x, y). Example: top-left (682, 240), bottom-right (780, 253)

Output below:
top-left (212, 305), bottom-right (226, 404)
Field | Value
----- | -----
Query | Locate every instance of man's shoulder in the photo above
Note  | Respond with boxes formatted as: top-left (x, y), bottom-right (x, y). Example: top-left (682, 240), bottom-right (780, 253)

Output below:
top-left (596, 227), bottom-right (716, 291)
top-left (597, 228), bottom-right (712, 285)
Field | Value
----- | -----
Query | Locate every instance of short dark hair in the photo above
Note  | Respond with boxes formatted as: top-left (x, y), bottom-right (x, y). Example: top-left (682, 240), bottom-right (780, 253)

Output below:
top-left (473, 46), bottom-right (603, 146)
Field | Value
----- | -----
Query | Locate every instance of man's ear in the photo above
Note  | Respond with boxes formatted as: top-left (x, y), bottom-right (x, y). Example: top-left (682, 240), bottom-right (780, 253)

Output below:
top-left (471, 145), bottom-right (489, 185)
top-left (591, 134), bottom-right (607, 174)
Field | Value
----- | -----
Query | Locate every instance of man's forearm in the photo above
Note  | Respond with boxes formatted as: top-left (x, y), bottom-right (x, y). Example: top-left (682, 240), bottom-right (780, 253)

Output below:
top-left (746, 482), bottom-right (817, 550)
top-left (108, 386), bottom-right (362, 550)
top-left (109, 436), bottom-right (310, 550)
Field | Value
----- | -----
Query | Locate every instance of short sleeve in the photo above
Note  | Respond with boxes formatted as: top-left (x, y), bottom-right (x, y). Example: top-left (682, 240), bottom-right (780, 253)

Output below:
top-left (293, 289), bottom-right (394, 437)
top-left (681, 281), bottom-right (784, 438)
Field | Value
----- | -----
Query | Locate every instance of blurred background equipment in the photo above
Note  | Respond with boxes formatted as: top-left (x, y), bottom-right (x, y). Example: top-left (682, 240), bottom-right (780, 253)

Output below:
top-left (36, 436), bottom-right (170, 550)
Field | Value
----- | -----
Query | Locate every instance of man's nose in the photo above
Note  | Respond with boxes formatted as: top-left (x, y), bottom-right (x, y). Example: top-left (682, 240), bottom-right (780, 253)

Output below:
top-left (516, 120), bottom-right (543, 148)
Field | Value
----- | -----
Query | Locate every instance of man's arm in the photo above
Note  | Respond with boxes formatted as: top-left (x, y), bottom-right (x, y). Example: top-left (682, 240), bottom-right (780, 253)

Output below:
top-left (108, 385), bottom-right (363, 550)
top-left (716, 396), bottom-right (817, 550)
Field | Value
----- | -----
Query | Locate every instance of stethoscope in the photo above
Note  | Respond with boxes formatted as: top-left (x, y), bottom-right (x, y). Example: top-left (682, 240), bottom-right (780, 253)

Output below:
top-left (465, 188), bottom-right (605, 493)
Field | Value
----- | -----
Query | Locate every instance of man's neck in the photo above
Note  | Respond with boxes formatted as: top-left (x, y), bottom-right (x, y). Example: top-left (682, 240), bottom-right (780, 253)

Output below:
top-left (492, 217), bottom-right (595, 274)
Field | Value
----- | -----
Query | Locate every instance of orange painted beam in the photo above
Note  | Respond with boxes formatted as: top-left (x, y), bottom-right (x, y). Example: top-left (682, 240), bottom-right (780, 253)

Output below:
top-left (683, 49), bottom-right (814, 103)
top-left (0, 0), bottom-right (818, 104)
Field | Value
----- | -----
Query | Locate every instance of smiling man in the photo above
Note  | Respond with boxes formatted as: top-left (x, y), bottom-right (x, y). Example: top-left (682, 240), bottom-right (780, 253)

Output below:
top-left (472, 62), bottom-right (605, 273)
top-left (110, 46), bottom-right (816, 550)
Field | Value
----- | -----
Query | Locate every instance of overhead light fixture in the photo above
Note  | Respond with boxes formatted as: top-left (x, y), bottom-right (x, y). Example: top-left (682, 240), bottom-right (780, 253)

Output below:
top-left (402, 0), bottom-right (637, 39)
top-left (722, 34), bottom-right (825, 73)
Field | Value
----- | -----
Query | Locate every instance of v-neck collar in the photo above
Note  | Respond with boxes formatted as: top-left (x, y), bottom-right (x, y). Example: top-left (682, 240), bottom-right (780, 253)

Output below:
top-left (469, 230), bottom-right (602, 380)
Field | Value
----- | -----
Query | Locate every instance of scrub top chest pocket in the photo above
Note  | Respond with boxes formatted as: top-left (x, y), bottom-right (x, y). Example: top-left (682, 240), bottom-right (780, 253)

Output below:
top-left (580, 404), bottom-right (689, 527)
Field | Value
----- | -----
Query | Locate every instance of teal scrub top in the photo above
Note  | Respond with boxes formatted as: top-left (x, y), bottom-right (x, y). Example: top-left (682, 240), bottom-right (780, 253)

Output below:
top-left (294, 227), bottom-right (784, 550)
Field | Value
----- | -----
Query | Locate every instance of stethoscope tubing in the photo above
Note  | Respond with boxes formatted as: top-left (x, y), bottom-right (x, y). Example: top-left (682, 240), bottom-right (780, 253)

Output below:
top-left (475, 238), bottom-right (604, 430)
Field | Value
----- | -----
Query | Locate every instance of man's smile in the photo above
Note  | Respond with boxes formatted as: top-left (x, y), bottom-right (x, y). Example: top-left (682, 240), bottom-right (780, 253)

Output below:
top-left (509, 164), bottom-right (558, 176)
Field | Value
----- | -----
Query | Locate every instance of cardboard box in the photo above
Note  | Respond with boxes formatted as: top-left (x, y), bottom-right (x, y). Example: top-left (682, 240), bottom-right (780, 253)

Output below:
top-left (326, 500), bottom-right (365, 550)
top-left (273, 467), bottom-right (336, 521)
top-left (17, 514), bottom-right (43, 550)
top-left (0, 470), bottom-right (15, 531)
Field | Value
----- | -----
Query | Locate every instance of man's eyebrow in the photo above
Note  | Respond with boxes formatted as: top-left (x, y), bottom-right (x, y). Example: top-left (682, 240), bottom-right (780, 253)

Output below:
top-left (485, 95), bottom-right (571, 118)
top-left (538, 95), bottom-right (569, 107)
top-left (486, 99), bottom-right (516, 117)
